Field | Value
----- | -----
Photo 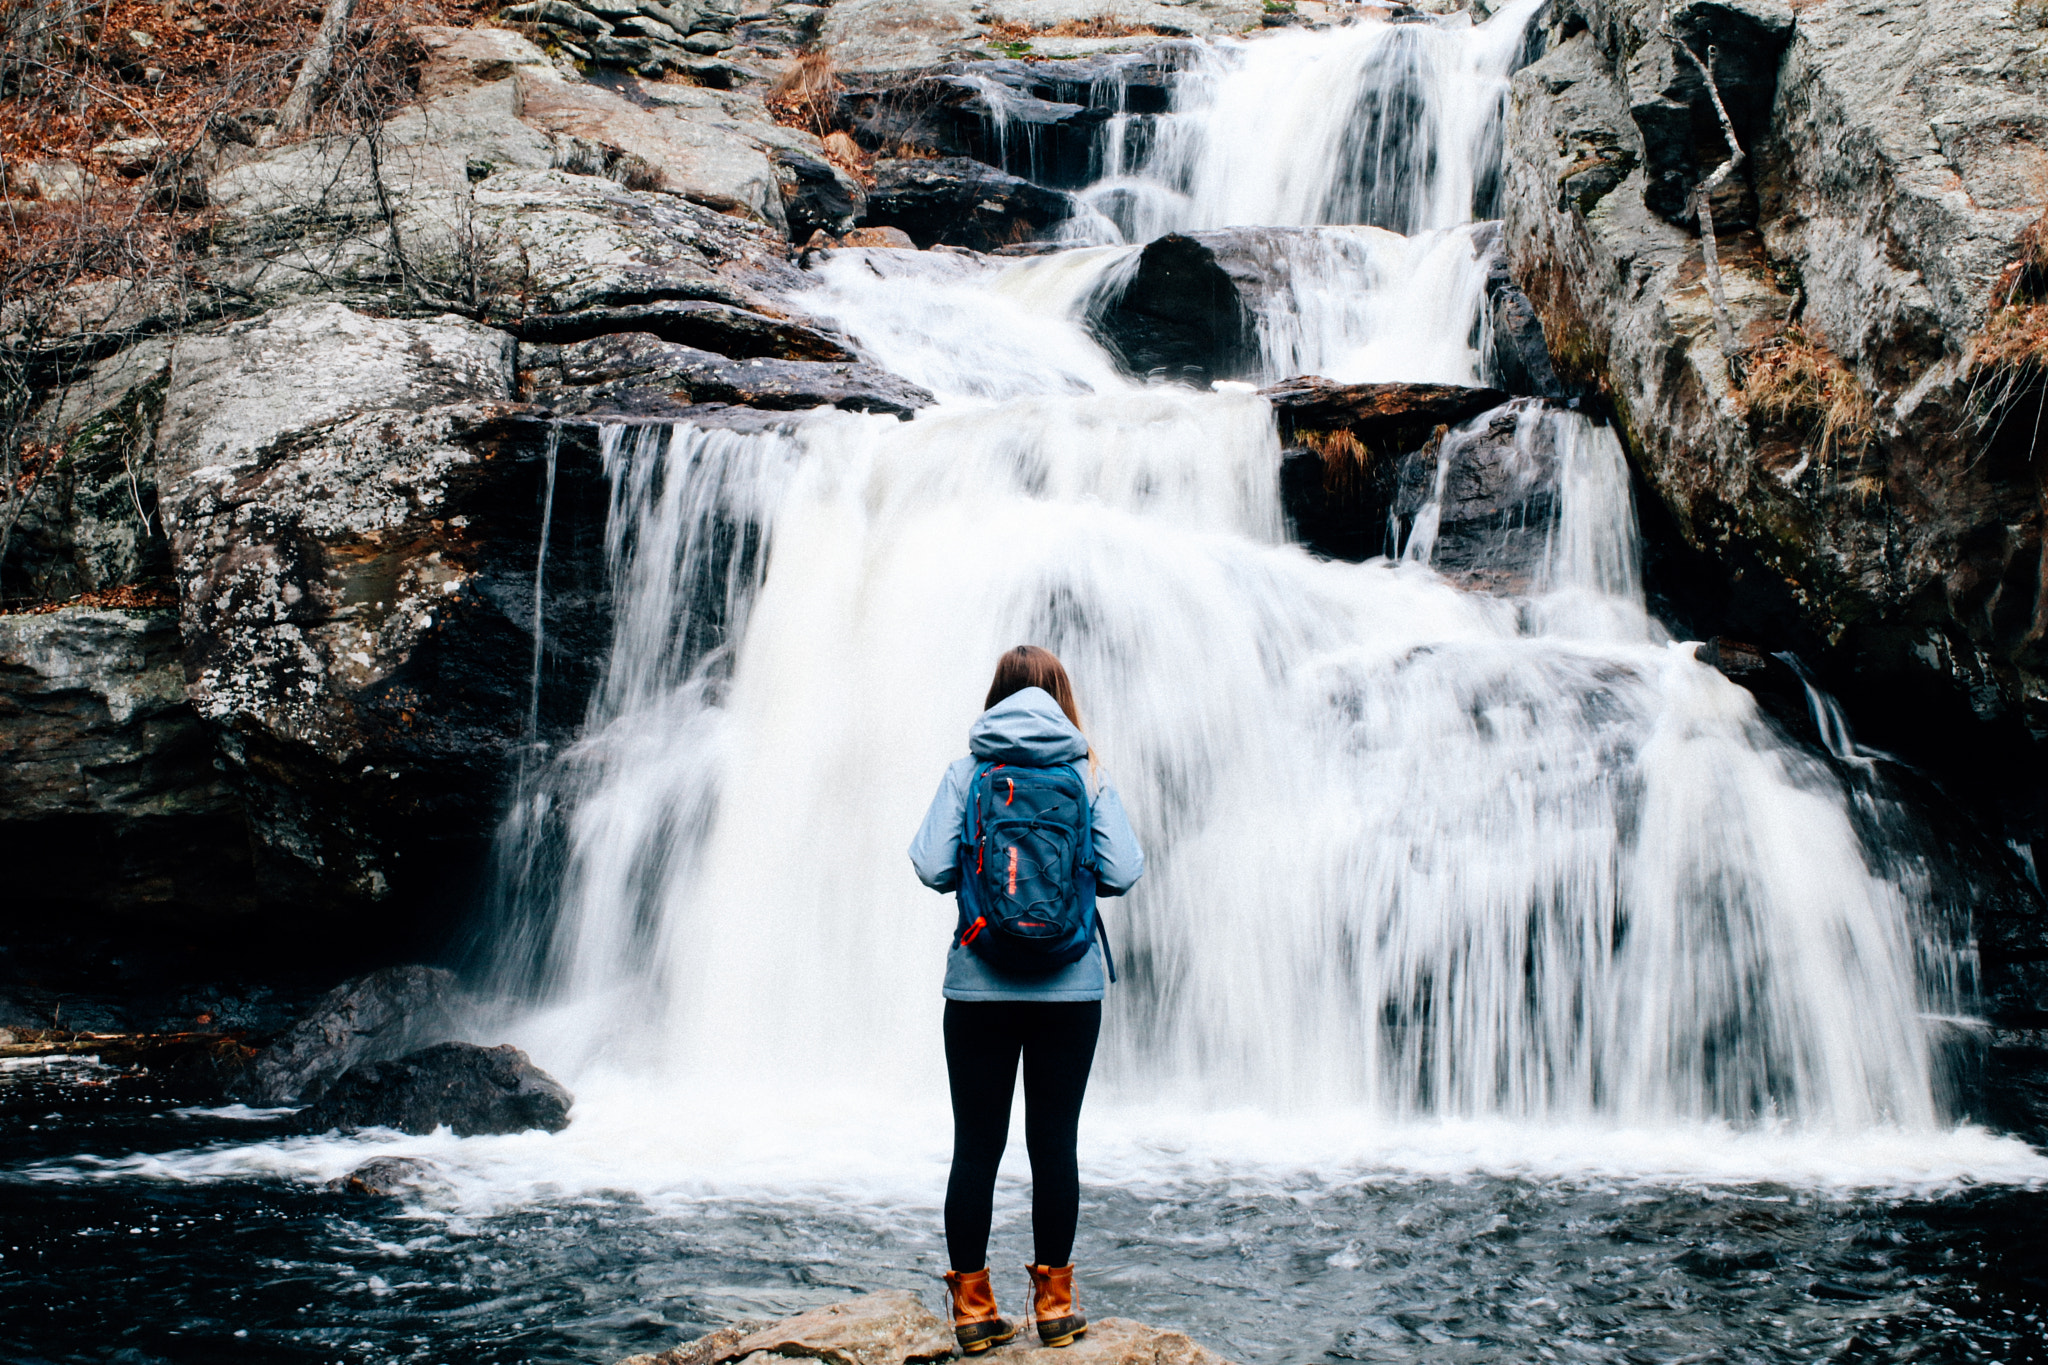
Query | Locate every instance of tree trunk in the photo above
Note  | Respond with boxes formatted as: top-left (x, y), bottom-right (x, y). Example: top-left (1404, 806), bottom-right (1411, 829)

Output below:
top-left (276, 0), bottom-right (360, 135)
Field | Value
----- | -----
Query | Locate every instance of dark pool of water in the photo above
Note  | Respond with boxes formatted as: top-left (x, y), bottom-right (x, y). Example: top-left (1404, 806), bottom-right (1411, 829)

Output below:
top-left (7, 1061), bottom-right (2048, 1365)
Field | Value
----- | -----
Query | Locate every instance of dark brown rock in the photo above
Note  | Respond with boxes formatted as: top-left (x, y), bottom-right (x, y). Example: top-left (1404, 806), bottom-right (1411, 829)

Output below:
top-left (1261, 377), bottom-right (1510, 438)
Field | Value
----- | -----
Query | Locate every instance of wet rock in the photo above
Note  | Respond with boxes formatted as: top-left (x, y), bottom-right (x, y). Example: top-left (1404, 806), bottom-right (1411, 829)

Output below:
top-left (233, 965), bottom-right (463, 1105)
top-left (325, 1155), bottom-right (440, 1197)
top-left (834, 62), bottom-right (1140, 187)
top-left (538, 331), bottom-right (935, 418)
top-left (156, 306), bottom-right (613, 920)
top-left (1262, 377), bottom-right (1508, 436)
top-left (518, 300), bottom-right (857, 361)
top-left (1264, 379), bottom-right (1509, 561)
top-left (1984, 1029), bottom-right (2048, 1145)
top-left (0, 607), bottom-right (255, 927)
top-left (1090, 232), bottom-right (1253, 385)
top-left (297, 1041), bottom-right (573, 1136)
top-left (1391, 404), bottom-right (1562, 592)
top-left (862, 157), bottom-right (1070, 251)
top-left (1468, 224), bottom-right (1562, 399)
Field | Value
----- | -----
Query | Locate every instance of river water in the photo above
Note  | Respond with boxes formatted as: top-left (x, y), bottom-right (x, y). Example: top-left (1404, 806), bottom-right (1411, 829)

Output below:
top-left (9, 6), bottom-right (2048, 1363)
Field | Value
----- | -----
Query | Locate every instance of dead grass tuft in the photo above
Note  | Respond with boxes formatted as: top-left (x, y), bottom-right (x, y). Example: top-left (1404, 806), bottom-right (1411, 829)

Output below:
top-left (1962, 213), bottom-right (2048, 433)
top-left (1741, 325), bottom-right (1873, 462)
top-left (767, 50), bottom-right (839, 138)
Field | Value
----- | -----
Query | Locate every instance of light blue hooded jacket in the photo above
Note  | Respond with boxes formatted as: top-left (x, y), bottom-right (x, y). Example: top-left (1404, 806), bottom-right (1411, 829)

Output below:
top-left (909, 687), bottom-right (1146, 1002)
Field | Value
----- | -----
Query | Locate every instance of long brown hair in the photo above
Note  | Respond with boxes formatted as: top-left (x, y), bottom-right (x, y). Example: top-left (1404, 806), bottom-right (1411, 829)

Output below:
top-left (984, 646), bottom-right (1095, 776)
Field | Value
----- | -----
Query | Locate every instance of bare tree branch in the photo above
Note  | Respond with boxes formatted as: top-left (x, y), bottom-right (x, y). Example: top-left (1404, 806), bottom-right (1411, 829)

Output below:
top-left (1664, 7), bottom-right (1747, 385)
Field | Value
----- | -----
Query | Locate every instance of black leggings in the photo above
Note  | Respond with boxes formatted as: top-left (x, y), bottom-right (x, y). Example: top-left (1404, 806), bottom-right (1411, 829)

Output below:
top-left (943, 999), bottom-right (1102, 1273)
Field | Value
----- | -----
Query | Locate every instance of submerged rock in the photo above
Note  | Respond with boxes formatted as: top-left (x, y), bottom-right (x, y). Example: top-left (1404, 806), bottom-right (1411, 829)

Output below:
top-left (233, 965), bottom-right (462, 1105)
top-left (324, 1156), bottom-right (440, 1197)
top-left (297, 1041), bottom-right (572, 1136)
top-left (1391, 404), bottom-right (1563, 593)
top-left (620, 1293), bottom-right (1235, 1365)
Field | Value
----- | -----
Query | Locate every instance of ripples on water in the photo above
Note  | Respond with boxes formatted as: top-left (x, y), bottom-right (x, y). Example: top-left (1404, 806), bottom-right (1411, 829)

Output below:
top-left (8, 1060), bottom-right (2048, 1364)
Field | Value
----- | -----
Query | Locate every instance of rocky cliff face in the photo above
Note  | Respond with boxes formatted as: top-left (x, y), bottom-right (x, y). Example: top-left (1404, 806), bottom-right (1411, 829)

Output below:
top-left (1496, 0), bottom-right (2048, 1072)
top-left (1501, 0), bottom-right (2048, 765)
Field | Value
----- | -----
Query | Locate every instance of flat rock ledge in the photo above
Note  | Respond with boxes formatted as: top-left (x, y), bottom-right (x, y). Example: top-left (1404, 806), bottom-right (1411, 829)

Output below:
top-left (621, 1292), bottom-right (1233, 1365)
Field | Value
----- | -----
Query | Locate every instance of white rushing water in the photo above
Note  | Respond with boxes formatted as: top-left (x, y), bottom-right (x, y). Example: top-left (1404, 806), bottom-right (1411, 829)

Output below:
top-left (65, 2), bottom-right (2046, 1206)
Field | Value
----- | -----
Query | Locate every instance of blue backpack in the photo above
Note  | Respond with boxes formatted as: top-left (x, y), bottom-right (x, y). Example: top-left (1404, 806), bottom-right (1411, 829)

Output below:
top-left (956, 761), bottom-right (1116, 979)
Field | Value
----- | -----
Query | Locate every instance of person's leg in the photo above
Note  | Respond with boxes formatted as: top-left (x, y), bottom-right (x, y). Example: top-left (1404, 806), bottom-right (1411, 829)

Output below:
top-left (944, 999), bottom-right (1025, 1273)
top-left (1019, 1000), bottom-right (1103, 1268)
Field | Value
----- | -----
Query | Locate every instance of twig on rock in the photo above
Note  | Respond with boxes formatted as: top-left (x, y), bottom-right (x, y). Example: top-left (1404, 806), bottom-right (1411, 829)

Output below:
top-left (1664, 7), bottom-right (1746, 386)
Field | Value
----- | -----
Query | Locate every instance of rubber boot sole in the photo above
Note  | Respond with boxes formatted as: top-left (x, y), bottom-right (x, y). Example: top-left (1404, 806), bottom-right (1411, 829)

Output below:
top-left (958, 1323), bottom-right (1019, 1354)
top-left (1037, 1319), bottom-right (1088, 1348)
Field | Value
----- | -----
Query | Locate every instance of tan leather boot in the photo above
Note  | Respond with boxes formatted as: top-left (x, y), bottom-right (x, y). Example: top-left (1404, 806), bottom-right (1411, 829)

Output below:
top-left (943, 1268), bottom-right (1019, 1354)
top-left (1025, 1263), bottom-right (1087, 1347)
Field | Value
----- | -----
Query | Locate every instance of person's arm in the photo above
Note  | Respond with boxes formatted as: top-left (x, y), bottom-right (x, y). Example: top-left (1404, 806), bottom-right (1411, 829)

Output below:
top-left (1090, 777), bottom-right (1145, 896)
top-left (909, 759), bottom-right (975, 892)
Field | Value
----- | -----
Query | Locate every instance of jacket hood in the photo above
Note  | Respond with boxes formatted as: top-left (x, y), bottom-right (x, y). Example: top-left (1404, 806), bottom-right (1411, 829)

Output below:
top-left (969, 687), bottom-right (1089, 765)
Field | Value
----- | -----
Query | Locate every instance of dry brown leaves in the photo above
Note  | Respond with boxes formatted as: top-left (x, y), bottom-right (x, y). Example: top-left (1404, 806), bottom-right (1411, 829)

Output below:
top-left (0, 580), bottom-right (176, 613)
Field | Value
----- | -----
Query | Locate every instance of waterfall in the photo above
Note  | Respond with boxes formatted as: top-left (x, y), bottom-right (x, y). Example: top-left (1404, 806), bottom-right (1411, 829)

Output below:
top-left (485, 1), bottom-right (1989, 1169)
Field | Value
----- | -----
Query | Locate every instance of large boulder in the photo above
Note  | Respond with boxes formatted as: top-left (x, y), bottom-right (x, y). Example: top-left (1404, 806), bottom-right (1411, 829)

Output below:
top-left (157, 304), bottom-right (613, 923)
top-left (232, 964), bottom-right (462, 1105)
top-left (621, 1295), bottom-right (1235, 1365)
top-left (469, 168), bottom-right (796, 318)
top-left (0, 606), bottom-right (255, 928)
top-left (862, 157), bottom-right (1072, 250)
top-left (1090, 233), bottom-right (1255, 385)
top-left (296, 1041), bottom-right (573, 1136)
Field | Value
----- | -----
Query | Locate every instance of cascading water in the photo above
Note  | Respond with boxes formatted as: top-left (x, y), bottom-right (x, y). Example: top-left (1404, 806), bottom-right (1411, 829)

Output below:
top-left (481, 0), bottom-right (2025, 1182)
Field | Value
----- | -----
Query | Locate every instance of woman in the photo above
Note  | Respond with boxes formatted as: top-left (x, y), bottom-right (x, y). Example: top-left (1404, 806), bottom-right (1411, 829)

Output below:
top-left (908, 646), bottom-right (1145, 1353)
